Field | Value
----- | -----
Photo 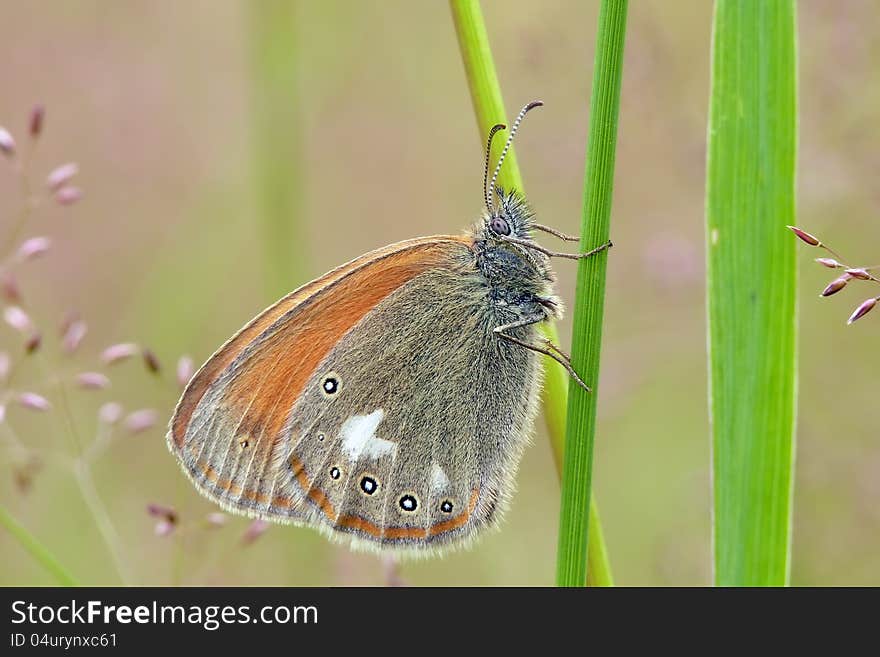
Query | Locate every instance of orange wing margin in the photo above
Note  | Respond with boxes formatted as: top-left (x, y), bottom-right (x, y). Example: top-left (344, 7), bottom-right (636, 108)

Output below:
top-left (169, 235), bottom-right (470, 454)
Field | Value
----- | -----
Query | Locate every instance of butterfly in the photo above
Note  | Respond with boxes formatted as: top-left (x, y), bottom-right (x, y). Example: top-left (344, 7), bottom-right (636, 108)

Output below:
top-left (168, 101), bottom-right (611, 554)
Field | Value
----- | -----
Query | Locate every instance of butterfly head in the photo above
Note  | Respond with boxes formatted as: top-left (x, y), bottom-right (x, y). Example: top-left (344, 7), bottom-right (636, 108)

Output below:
top-left (479, 187), bottom-right (535, 242)
top-left (471, 188), bottom-right (554, 295)
top-left (471, 102), bottom-right (554, 291)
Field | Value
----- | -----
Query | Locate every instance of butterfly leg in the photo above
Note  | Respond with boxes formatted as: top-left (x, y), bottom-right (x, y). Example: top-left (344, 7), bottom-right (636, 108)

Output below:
top-left (541, 338), bottom-right (572, 363)
top-left (502, 236), bottom-right (613, 261)
top-left (493, 315), bottom-right (591, 392)
top-left (577, 239), bottom-right (614, 259)
top-left (532, 223), bottom-right (580, 242)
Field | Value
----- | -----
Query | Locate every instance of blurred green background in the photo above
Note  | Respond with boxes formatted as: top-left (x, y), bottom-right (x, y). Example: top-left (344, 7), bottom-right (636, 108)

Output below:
top-left (1, 1), bottom-right (878, 586)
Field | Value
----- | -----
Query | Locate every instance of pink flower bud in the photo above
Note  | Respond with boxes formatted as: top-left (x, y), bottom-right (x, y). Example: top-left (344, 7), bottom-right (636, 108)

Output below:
top-left (787, 225), bottom-right (821, 246)
top-left (59, 311), bottom-right (79, 336)
top-left (29, 104), bottom-right (44, 138)
top-left (123, 408), bottom-right (158, 434)
top-left (845, 268), bottom-right (872, 281)
top-left (241, 519), bottom-right (270, 545)
top-left (16, 237), bottom-right (51, 261)
top-left (176, 355), bottom-right (194, 389)
top-left (815, 258), bottom-right (841, 269)
top-left (46, 163), bottom-right (79, 191)
top-left (101, 342), bottom-right (139, 364)
top-left (76, 372), bottom-right (110, 390)
top-left (17, 392), bottom-right (51, 412)
top-left (62, 320), bottom-right (87, 353)
top-left (147, 503), bottom-right (178, 537)
top-left (147, 503), bottom-right (178, 523)
top-left (0, 352), bottom-right (9, 381)
top-left (0, 127), bottom-right (15, 157)
top-left (2, 274), bottom-right (22, 304)
top-left (154, 520), bottom-right (175, 537)
top-left (55, 186), bottom-right (82, 206)
top-left (206, 512), bottom-right (227, 528)
top-left (98, 402), bottom-right (124, 425)
top-left (4, 306), bottom-right (32, 333)
top-left (0, 405), bottom-right (5, 423)
top-left (821, 274), bottom-right (851, 297)
top-left (847, 297), bottom-right (877, 325)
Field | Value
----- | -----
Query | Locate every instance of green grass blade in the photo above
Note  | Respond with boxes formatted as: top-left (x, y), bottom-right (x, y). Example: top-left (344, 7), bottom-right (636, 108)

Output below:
top-left (248, 1), bottom-right (306, 300)
top-left (706, 0), bottom-right (798, 586)
top-left (555, 0), bottom-right (628, 588)
top-left (450, 0), bottom-right (613, 586)
top-left (0, 505), bottom-right (78, 586)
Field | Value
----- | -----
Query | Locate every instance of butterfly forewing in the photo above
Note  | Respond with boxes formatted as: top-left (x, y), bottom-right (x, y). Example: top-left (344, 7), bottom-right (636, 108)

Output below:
top-left (169, 237), bottom-right (469, 521)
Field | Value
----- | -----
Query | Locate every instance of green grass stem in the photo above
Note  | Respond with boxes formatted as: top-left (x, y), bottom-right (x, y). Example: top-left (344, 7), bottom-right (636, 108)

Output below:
top-left (0, 504), bottom-right (78, 586)
top-left (554, 0), bottom-right (627, 588)
top-left (450, 0), bottom-right (614, 587)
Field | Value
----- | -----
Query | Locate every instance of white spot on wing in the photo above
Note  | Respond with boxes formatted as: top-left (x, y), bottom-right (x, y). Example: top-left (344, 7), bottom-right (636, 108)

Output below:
top-left (431, 463), bottom-right (449, 490)
top-left (339, 409), bottom-right (396, 461)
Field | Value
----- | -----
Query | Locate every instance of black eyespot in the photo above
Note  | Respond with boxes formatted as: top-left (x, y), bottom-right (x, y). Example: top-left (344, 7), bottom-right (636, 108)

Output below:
top-left (321, 375), bottom-right (339, 395)
top-left (317, 433), bottom-right (325, 442)
top-left (329, 466), bottom-right (341, 480)
top-left (440, 500), bottom-right (454, 514)
top-left (490, 215), bottom-right (511, 236)
top-left (359, 476), bottom-right (378, 495)
top-left (399, 494), bottom-right (418, 512)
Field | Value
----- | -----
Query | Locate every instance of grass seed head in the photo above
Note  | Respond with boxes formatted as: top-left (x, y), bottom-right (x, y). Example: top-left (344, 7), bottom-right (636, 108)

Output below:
top-left (28, 104), bottom-right (44, 138)
top-left (821, 274), bottom-right (851, 297)
top-left (0, 127), bottom-right (15, 157)
top-left (847, 297), bottom-right (878, 325)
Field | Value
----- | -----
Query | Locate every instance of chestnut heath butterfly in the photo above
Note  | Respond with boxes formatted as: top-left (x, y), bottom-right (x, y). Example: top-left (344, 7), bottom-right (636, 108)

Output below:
top-left (168, 101), bottom-right (611, 555)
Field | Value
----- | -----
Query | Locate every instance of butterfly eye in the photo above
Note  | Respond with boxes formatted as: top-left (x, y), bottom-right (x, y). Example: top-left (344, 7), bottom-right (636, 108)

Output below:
top-left (490, 215), bottom-right (511, 236)
top-left (398, 494), bottom-right (419, 513)
top-left (440, 500), bottom-right (454, 514)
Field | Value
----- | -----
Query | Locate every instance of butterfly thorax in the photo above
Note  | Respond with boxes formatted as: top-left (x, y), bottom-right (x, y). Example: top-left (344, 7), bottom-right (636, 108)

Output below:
top-left (469, 189), bottom-right (560, 320)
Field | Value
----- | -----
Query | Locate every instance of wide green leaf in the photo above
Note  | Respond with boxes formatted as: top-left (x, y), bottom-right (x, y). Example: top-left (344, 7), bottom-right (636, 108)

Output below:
top-left (706, 0), bottom-right (798, 586)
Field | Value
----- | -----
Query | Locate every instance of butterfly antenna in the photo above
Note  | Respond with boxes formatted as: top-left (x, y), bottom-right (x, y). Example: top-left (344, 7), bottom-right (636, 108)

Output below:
top-left (484, 123), bottom-right (506, 215)
top-left (487, 100), bottom-right (544, 205)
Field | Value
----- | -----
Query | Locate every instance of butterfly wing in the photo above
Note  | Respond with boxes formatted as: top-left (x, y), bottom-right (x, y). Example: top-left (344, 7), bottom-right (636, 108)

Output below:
top-left (169, 236), bottom-right (470, 520)
top-left (169, 234), bottom-right (543, 553)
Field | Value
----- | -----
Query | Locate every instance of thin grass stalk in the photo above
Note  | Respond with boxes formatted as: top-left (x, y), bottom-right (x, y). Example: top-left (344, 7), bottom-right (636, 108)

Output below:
top-left (706, 0), bottom-right (798, 586)
top-left (450, 0), bottom-right (613, 586)
top-left (555, 0), bottom-right (627, 588)
top-left (0, 504), bottom-right (78, 586)
top-left (248, 1), bottom-right (306, 300)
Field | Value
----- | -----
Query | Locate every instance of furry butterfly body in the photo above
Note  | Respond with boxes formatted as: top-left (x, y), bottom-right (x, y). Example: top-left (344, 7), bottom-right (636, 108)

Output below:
top-left (169, 191), bottom-right (563, 554)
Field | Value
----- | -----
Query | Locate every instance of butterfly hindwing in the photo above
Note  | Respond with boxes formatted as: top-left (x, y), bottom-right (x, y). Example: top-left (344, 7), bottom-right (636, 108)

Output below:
top-left (284, 265), bottom-right (543, 551)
